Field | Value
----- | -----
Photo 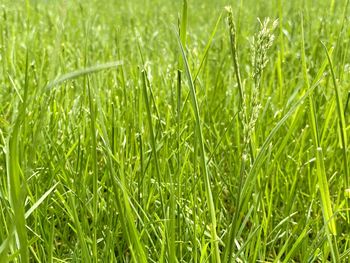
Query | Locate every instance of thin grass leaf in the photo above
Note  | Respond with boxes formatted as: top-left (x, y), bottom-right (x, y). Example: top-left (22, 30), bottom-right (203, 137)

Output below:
top-left (25, 183), bottom-right (59, 219)
top-left (179, 0), bottom-right (187, 70)
top-left (321, 42), bottom-right (349, 189)
top-left (282, 226), bottom-right (309, 262)
top-left (5, 50), bottom-right (30, 263)
top-left (176, 31), bottom-right (221, 263)
top-left (87, 77), bottom-right (99, 262)
top-left (301, 18), bottom-right (338, 261)
top-left (46, 61), bottom-right (123, 90)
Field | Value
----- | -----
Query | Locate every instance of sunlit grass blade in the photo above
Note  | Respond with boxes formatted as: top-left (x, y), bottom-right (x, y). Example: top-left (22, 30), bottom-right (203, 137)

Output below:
top-left (179, 0), bottom-right (187, 70)
top-left (96, 107), bottom-right (149, 263)
top-left (25, 183), bottom-right (59, 219)
top-left (301, 16), bottom-right (336, 239)
top-left (46, 61), bottom-right (123, 90)
top-left (176, 31), bottom-right (221, 263)
top-left (87, 77), bottom-right (98, 262)
top-left (193, 12), bottom-right (223, 82)
top-left (321, 42), bottom-right (349, 190)
top-left (140, 69), bottom-right (165, 218)
top-left (316, 148), bottom-right (339, 260)
top-left (5, 50), bottom-right (30, 263)
top-left (68, 193), bottom-right (91, 262)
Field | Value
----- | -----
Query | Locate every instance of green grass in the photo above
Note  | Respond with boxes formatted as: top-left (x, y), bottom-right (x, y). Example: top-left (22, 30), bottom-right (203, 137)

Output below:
top-left (1, 0), bottom-right (350, 262)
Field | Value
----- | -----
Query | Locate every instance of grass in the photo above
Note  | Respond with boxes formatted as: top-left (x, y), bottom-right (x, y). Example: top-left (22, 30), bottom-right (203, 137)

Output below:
top-left (0, 0), bottom-right (350, 262)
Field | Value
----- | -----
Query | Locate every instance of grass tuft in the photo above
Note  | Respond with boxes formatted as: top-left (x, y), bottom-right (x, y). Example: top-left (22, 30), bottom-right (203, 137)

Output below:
top-left (1, 0), bottom-right (350, 261)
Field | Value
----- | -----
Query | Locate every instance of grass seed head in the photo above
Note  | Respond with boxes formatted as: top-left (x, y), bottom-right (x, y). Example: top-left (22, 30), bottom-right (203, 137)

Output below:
top-left (225, 6), bottom-right (237, 48)
top-left (251, 18), bottom-right (278, 83)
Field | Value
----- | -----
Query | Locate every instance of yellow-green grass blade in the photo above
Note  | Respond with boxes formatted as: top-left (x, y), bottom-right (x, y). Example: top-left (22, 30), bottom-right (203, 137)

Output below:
top-left (46, 61), bottom-right (123, 90)
top-left (176, 32), bottom-right (221, 263)
top-left (322, 42), bottom-right (349, 190)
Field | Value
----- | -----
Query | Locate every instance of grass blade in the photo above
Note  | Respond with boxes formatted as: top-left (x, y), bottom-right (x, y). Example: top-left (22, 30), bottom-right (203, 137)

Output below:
top-left (176, 31), bottom-right (221, 263)
top-left (24, 183), bottom-right (59, 219)
top-left (46, 61), bottom-right (123, 90)
top-left (5, 50), bottom-right (30, 263)
top-left (301, 18), bottom-right (337, 261)
top-left (321, 42), bottom-right (349, 190)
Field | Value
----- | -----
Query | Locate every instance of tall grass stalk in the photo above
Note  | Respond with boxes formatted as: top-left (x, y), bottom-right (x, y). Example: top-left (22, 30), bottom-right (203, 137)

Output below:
top-left (322, 43), bottom-right (349, 191)
top-left (301, 14), bottom-right (338, 252)
top-left (177, 33), bottom-right (221, 263)
top-left (5, 51), bottom-right (30, 263)
top-left (177, 1), bottom-right (187, 259)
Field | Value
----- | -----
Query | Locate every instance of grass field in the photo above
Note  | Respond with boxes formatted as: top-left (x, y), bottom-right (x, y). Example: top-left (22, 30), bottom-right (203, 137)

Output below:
top-left (1, 0), bottom-right (350, 262)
